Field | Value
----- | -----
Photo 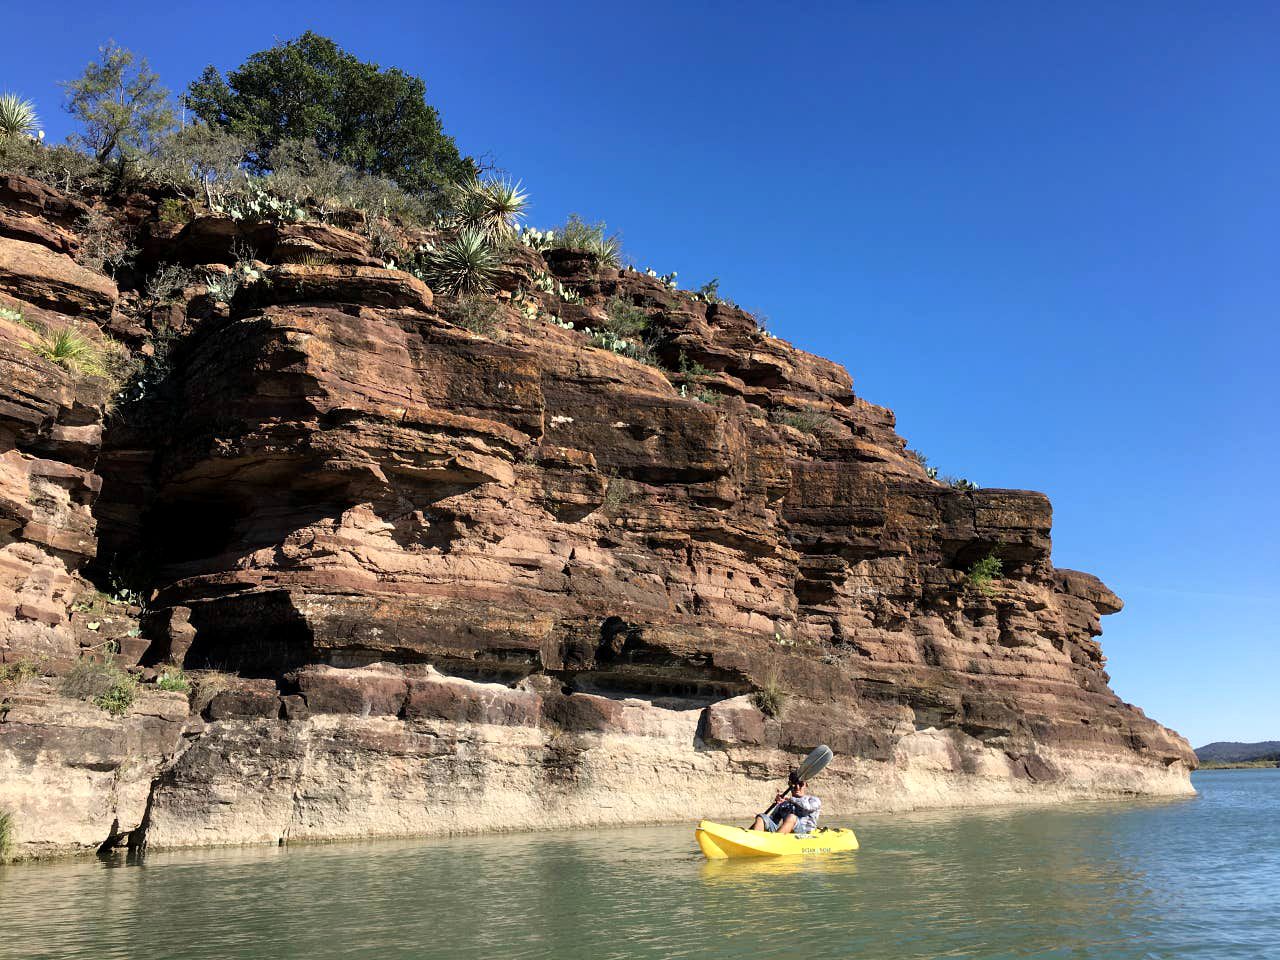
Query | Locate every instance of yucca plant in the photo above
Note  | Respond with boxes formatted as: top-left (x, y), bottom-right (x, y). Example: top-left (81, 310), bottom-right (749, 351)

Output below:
top-left (422, 228), bottom-right (499, 296)
top-left (452, 177), bottom-right (528, 241)
top-left (0, 93), bottom-right (39, 139)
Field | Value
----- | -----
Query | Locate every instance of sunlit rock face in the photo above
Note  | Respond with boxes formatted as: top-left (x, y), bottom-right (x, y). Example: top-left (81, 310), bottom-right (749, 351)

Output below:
top-left (0, 174), bottom-right (1193, 858)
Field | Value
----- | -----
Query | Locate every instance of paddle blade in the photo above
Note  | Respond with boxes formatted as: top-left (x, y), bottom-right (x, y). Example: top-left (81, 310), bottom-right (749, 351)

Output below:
top-left (796, 744), bottom-right (833, 783)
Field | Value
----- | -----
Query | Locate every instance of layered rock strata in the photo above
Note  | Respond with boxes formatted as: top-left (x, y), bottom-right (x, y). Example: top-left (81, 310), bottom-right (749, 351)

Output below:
top-left (0, 174), bottom-right (1194, 859)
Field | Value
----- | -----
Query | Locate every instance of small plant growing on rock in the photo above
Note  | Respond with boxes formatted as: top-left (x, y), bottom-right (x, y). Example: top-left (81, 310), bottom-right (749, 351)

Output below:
top-left (156, 669), bottom-right (191, 694)
top-left (61, 651), bottom-right (138, 717)
top-left (34, 327), bottom-right (95, 371)
top-left (603, 296), bottom-right (650, 339)
top-left (586, 327), bottom-right (654, 364)
top-left (601, 473), bottom-right (634, 513)
top-left (0, 809), bottom-right (14, 863)
top-left (906, 449), bottom-right (941, 480)
top-left (30, 325), bottom-right (127, 385)
top-left (0, 93), bottom-right (41, 139)
top-left (95, 675), bottom-right (138, 716)
top-left (555, 214), bottom-right (621, 268)
top-left (966, 552), bottom-right (1003, 597)
top-left (942, 475), bottom-right (979, 491)
top-left (752, 674), bottom-right (787, 718)
top-left (695, 278), bottom-right (721, 303)
top-left (678, 351), bottom-right (711, 380)
top-left (530, 269), bottom-right (581, 303)
top-left (748, 310), bottom-right (772, 337)
top-left (74, 208), bottom-right (135, 277)
top-left (0, 659), bottom-right (42, 689)
top-left (421, 228), bottom-right (499, 296)
top-left (640, 267), bottom-right (678, 289)
top-left (446, 295), bottom-right (502, 335)
top-left (770, 408), bottom-right (833, 435)
top-left (156, 197), bottom-right (190, 224)
top-left (143, 263), bottom-right (194, 310)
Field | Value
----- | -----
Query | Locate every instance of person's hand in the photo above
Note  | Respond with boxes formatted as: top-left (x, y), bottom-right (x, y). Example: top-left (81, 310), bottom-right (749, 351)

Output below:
top-left (774, 791), bottom-right (786, 803)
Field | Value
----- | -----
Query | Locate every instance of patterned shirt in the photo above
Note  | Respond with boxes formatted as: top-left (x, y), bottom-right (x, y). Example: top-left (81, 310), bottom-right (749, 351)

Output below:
top-left (783, 794), bottom-right (822, 833)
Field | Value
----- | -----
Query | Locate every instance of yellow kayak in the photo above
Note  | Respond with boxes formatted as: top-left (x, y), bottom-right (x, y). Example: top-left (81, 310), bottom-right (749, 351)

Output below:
top-left (695, 819), bottom-right (859, 859)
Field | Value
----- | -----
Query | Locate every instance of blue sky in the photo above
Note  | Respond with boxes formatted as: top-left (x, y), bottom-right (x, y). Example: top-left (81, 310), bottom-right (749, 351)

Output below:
top-left (7, 2), bottom-right (1276, 747)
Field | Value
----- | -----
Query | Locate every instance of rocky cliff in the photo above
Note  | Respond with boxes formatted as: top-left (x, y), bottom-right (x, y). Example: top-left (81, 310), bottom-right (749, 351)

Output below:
top-left (0, 172), bottom-right (1194, 860)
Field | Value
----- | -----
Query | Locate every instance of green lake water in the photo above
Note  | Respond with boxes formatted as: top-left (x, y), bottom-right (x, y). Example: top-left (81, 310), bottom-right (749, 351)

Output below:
top-left (2, 769), bottom-right (1276, 959)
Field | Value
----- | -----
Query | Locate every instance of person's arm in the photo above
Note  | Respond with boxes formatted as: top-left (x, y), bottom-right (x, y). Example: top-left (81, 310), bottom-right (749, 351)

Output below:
top-left (790, 795), bottom-right (821, 816)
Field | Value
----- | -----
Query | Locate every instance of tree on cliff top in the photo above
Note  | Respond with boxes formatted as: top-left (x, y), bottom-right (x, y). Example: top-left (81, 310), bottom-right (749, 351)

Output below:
top-left (185, 32), bottom-right (474, 206)
top-left (63, 41), bottom-right (175, 162)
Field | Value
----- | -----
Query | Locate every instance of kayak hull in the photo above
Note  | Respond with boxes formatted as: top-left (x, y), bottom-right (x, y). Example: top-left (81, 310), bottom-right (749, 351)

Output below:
top-left (695, 819), bottom-right (859, 859)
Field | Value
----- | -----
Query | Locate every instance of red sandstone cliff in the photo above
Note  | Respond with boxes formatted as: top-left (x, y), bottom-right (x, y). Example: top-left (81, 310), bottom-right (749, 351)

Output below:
top-left (0, 173), bottom-right (1194, 858)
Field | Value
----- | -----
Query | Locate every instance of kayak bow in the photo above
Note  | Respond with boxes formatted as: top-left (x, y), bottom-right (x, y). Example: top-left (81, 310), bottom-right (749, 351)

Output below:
top-left (695, 819), bottom-right (859, 859)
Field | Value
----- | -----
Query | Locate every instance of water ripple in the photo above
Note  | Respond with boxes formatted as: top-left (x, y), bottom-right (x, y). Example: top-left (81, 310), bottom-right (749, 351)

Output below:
top-left (0, 770), bottom-right (1275, 959)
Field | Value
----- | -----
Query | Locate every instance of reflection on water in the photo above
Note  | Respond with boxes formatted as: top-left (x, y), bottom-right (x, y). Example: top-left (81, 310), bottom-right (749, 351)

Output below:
top-left (1, 770), bottom-right (1276, 960)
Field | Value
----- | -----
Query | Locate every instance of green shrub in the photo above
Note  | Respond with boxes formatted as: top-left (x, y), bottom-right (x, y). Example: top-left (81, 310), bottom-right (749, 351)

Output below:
top-left (0, 659), bottom-right (41, 688)
top-left (942, 475), bottom-right (978, 491)
top-left (263, 140), bottom-right (433, 224)
top-left (770, 408), bottom-right (833, 435)
top-left (601, 474), bottom-right (634, 512)
top-left (186, 32), bottom-right (474, 203)
top-left (146, 122), bottom-right (248, 209)
top-left (95, 676), bottom-right (138, 716)
top-left (204, 253), bottom-right (261, 305)
top-left (61, 654), bottom-right (138, 716)
top-left (555, 214), bottom-right (621, 268)
top-left (156, 669), bottom-right (191, 694)
top-left (0, 137), bottom-right (105, 194)
top-left (603, 296), bottom-right (649, 339)
top-left (445, 295), bottom-right (501, 335)
top-left (0, 93), bottom-right (40, 139)
top-left (420, 228), bottom-right (498, 296)
top-left (156, 198), bottom-right (191, 224)
top-left (0, 809), bottom-right (13, 863)
top-left (111, 324), bottom-right (178, 416)
top-left (751, 679), bottom-right (786, 718)
top-left (966, 552), bottom-right (1003, 597)
top-left (678, 351), bottom-right (711, 379)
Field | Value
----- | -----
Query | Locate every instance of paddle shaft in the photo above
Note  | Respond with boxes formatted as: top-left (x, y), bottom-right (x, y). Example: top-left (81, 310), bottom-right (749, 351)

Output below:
top-left (761, 787), bottom-right (794, 820)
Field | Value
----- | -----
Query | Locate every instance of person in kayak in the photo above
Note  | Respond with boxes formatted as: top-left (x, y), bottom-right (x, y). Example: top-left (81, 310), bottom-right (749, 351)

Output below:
top-left (749, 772), bottom-right (821, 835)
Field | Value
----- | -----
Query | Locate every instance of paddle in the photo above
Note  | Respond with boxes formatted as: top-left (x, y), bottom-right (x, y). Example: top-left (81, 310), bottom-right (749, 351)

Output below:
top-left (760, 744), bottom-right (833, 820)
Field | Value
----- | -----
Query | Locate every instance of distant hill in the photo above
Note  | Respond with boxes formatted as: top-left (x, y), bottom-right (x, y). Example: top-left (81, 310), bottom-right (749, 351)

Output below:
top-left (1196, 741), bottom-right (1280, 763)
